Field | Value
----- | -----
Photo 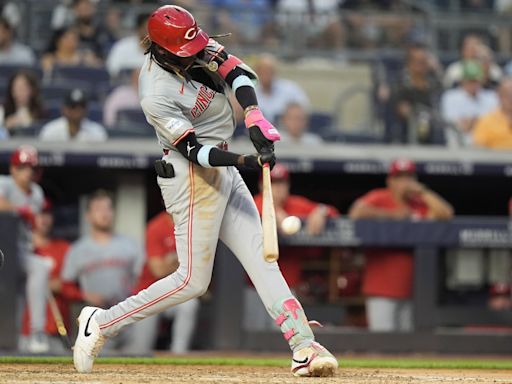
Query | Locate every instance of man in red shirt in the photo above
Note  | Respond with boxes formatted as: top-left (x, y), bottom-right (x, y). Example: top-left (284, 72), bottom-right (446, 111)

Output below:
top-left (126, 211), bottom-right (199, 354)
top-left (249, 164), bottom-right (339, 330)
top-left (21, 200), bottom-right (71, 353)
top-left (349, 158), bottom-right (453, 332)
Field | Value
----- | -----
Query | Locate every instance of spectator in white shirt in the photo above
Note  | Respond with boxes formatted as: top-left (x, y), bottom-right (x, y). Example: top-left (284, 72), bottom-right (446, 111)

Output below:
top-left (39, 88), bottom-right (107, 142)
top-left (278, 103), bottom-right (323, 145)
top-left (0, 17), bottom-right (35, 65)
top-left (103, 68), bottom-right (140, 127)
top-left (254, 53), bottom-right (310, 125)
top-left (106, 13), bottom-right (148, 78)
top-left (441, 60), bottom-right (498, 146)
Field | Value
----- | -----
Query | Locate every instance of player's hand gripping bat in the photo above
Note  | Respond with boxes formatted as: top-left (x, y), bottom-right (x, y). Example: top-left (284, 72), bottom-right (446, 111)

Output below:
top-left (262, 163), bottom-right (279, 262)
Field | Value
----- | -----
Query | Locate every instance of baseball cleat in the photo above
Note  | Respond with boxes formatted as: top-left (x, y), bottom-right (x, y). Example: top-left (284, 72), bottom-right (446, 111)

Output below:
top-left (73, 306), bottom-right (105, 373)
top-left (291, 342), bottom-right (338, 377)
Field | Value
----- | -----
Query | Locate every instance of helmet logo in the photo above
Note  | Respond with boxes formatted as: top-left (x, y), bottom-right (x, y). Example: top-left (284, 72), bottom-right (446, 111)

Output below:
top-left (184, 27), bottom-right (198, 40)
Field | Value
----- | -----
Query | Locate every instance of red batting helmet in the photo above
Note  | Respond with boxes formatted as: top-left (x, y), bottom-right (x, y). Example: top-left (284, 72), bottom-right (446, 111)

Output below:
top-left (147, 5), bottom-right (209, 57)
top-left (10, 145), bottom-right (39, 167)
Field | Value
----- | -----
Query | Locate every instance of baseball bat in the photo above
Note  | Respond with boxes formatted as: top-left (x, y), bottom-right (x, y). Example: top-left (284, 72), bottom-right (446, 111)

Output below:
top-left (47, 289), bottom-right (72, 349)
top-left (262, 163), bottom-right (279, 262)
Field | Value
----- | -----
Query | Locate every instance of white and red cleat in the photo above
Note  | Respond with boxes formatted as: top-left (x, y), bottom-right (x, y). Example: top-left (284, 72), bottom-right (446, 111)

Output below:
top-left (291, 342), bottom-right (338, 377)
top-left (73, 306), bottom-right (106, 373)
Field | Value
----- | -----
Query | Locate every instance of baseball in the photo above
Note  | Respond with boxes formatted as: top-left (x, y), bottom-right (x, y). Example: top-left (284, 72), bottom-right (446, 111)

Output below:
top-left (281, 216), bottom-right (302, 235)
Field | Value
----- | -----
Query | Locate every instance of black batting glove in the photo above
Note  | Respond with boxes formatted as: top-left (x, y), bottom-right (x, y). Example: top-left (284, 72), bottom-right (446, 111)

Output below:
top-left (249, 126), bottom-right (274, 154)
top-left (242, 151), bottom-right (276, 170)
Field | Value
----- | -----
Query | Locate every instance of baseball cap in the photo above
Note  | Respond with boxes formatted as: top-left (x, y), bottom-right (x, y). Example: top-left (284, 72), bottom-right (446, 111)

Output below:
top-left (269, 163), bottom-right (290, 181)
top-left (389, 158), bottom-right (416, 176)
top-left (10, 145), bottom-right (39, 167)
top-left (461, 60), bottom-right (484, 81)
top-left (64, 88), bottom-right (88, 107)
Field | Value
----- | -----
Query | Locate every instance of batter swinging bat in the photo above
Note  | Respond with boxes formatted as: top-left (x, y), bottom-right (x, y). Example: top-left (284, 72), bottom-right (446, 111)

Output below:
top-left (262, 163), bottom-right (279, 262)
top-left (47, 290), bottom-right (72, 349)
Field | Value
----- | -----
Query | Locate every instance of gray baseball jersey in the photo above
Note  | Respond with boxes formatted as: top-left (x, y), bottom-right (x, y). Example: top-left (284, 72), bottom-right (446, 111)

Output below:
top-left (0, 175), bottom-right (44, 254)
top-left (139, 54), bottom-right (235, 150)
top-left (95, 49), bottom-right (311, 355)
top-left (62, 235), bottom-right (144, 304)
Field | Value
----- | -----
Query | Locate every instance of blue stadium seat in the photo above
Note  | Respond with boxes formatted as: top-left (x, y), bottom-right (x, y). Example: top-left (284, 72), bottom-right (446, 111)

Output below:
top-left (0, 64), bottom-right (43, 84)
top-left (41, 83), bottom-right (76, 103)
top-left (308, 112), bottom-right (333, 137)
top-left (52, 65), bottom-right (111, 85)
top-left (87, 103), bottom-right (104, 124)
top-left (116, 108), bottom-right (149, 126)
top-left (8, 123), bottom-right (43, 138)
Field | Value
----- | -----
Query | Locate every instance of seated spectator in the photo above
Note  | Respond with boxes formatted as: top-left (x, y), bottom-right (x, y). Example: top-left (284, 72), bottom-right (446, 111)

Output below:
top-left (247, 164), bottom-right (339, 330)
top-left (473, 77), bottom-right (512, 149)
top-left (0, 70), bottom-right (45, 134)
top-left (254, 53), bottom-right (310, 125)
top-left (277, 0), bottom-right (344, 50)
top-left (41, 26), bottom-right (101, 77)
top-left (103, 68), bottom-right (140, 127)
top-left (278, 103), bottom-right (323, 145)
top-left (20, 200), bottom-right (72, 354)
top-left (349, 158), bottom-right (454, 332)
top-left (443, 34), bottom-right (502, 89)
top-left (0, 16), bottom-right (35, 65)
top-left (61, 190), bottom-right (144, 352)
top-left (441, 60), bottom-right (498, 146)
top-left (391, 44), bottom-right (443, 144)
top-left (106, 13), bottom-right (148, 78)
top-left (127, 211), bottom-right (199, 354)
top-left (39, 88), bottom-right (107, 142)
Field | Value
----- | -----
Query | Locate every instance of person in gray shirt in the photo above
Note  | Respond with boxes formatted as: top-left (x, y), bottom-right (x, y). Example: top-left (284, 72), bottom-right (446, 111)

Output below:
top-left (61, 190), bottom-right (144, 350)
top-left (0, 146), bottom-right (51, 353)
top-left (0, 17), bottom-right (35, 65)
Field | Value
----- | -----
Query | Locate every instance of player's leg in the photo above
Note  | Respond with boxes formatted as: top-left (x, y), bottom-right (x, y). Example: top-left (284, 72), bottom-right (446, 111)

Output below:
top-left (219, 168), bottom-right (337, 377)
top-left (24, 254), bottom-right (51, 353)
top-left (73, 161), bottom-right (229, 372)
top-left (165, 298), bottom-right (199, 353)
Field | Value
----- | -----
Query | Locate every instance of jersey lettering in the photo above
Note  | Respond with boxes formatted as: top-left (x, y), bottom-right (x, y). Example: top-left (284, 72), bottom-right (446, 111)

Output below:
top-left (190, 85), bottom-right (216, 119)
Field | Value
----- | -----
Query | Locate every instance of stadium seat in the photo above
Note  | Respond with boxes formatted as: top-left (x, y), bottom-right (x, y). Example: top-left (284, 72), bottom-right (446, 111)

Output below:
top-left (8, 123), bottom-right (43, 138)
top-left (0, 64), bottom-right (43, 84)
top-left (309, 112), bottom-right (333, 138)
top-left (41, 83), bottom-right (76, 103)
top-left (116, 108), bottom-right (149, 126)
top-left (51, 65), bottom-right (111, 85)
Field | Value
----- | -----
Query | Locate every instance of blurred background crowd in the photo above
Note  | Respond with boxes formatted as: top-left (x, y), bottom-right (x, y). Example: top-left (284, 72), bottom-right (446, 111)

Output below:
top-left (1, 0), bottom-right (512, 356)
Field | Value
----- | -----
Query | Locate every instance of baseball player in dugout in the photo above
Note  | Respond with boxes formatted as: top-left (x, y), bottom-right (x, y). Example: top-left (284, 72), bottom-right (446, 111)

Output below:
top-left (21, 199), bottom-right (71, 354)
top-left (0, 145), bottom-right (52, 353)
top-left (349, 159), bottom-right (454, 332)
top-left (72, 5), bottom-right (338, 377)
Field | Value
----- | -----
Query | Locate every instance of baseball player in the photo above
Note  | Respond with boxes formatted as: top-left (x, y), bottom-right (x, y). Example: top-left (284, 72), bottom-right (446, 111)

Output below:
top-left (73, 5), bottom-right (337, 377)
top-left (0, 145), bottom-right (52, 353)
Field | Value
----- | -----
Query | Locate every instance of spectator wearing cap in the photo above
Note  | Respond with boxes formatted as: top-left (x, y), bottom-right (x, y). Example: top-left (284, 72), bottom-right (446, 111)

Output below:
top-left (473, 77), bottom-right (512, 149)
top-left (247, 164), bottom-right (339, 330)
top-left (0, 16), bottom-right (36, 65)
top-left (106, 13), bottom-right (149, 78)
top-left (39, 89), bottom-right (107, 142)
top-left (20, 199), bottom-right (72, 354)
top-left (0, 146), bottom-right (52, 353)
top-left (278, 103), bottom-right (323, 145)
top-left (349, 159), bottom-right (453, 332)
top-left (441, 60), bottom-right (498, 146)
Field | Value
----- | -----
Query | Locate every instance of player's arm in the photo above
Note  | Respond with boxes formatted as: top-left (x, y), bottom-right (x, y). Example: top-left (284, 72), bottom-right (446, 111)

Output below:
top-left (348, 200), bottom-right (410, 220)
top-left (406, 182), bottom-right (454, 220)
top-left (199, 40), bottom-right (280, 153)
top-left (174, 131), bottom-right (275, 170)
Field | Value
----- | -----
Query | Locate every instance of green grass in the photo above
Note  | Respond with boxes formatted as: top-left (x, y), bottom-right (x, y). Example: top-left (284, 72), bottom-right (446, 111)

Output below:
top-left (1, 356), bottom-right (512, 370)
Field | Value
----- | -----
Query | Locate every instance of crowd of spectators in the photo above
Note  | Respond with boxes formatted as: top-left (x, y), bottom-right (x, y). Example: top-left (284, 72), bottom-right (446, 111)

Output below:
top-left (1, 1), bottom-right (512, 149)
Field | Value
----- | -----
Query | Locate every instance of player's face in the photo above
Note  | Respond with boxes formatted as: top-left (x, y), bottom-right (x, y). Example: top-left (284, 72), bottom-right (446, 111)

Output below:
top-left (35, 211), bottom-right (53, 236)
top-left (10, 164), bottom-right (34, 190)
top-left (387, 173), bottom-right (416, 198)
top-left (87, 197), bottom-right (114, 232)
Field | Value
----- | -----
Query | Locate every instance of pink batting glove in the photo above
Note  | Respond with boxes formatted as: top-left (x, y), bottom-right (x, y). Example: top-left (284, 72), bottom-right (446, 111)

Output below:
top-left (244, 107), bottom-right (281, 142)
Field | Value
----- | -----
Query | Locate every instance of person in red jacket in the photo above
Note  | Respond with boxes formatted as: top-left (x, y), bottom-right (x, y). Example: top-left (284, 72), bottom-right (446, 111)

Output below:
top-left (125, 211), bottom-right (199, 354)
top-left (249, 163), bottom-right (339, 330)
top-left (21, 200), bottom-right (71, 353)
top-left (349, 158), bottom-right (453, 332)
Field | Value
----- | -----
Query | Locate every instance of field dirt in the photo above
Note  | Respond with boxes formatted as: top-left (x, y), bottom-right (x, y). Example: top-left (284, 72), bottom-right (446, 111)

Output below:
top-left (1, 364), bottom-right (512, 384)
